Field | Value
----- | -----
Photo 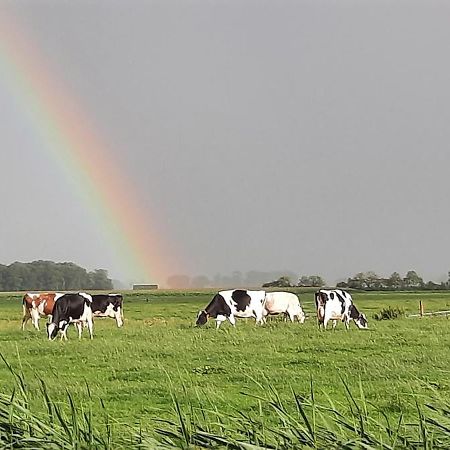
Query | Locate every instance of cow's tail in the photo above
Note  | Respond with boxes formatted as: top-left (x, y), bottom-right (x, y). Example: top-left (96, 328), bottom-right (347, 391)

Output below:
top-left (22, 293), bottom-right (30, 307)
top-left (22, 294), bottom-right (32, 314)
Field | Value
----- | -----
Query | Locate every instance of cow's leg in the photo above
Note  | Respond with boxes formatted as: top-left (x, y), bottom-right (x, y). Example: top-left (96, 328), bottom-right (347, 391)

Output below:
top-left (332, 320), bottom-right (337, 330)
top-left (227, 315), bottom-right (236, 327)
top-left (60, 323), bottom-right (69, 341)
top-left (76, 322), bottom-right (83, 339)
top-left (31, 309), bottom-right (40, 331)
top-left (21, 307), bottom-right (31, 330)
top-left (213, 314), bottom-right (224, 329)
top-left (261, 311), bottom-right (268, 324)
top-left (344, 318), bottom-right (350, 330)
top-left (86, 317), bottom-right (94, 339)
top-left (115, 309), bottom-right (123, 327)
top-left (254, 310), bottom-right (265, 325)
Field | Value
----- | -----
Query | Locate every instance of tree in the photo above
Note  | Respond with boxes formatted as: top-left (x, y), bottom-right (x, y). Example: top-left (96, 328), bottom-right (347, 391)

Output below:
top-left (0, 260), bottom-right (113, 291)
top-left (262, 276), bottom-right (292, 288)
top-left (347, 272), bottom-right (367, 289)
top-left (365, 271), bottom-right (380, 289)
top-left (403, 270), bottom-right (424, 289)
top-left (88, 269), bottom-right (113, 290)
top-left (310, 275), bottom-right (326, 287)
top-left (387, 272), bottom-right (403, 290)
top-left (297, 275), bottom-right (325, 287)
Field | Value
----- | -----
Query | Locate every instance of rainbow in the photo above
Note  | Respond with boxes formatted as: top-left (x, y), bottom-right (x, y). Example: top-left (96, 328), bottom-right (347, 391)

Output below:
top-left (0, 11), bottom-right (179, 285)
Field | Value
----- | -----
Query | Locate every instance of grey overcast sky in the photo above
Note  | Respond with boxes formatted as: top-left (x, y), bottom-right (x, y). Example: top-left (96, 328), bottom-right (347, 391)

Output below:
top-left (1, 0), bottom-right (450, 286)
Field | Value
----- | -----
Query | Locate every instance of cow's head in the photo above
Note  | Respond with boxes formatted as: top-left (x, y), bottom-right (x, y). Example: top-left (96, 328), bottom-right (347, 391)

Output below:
top-left (355, 313), bottom-right (368, 329)
top-left (46, 322), bottom-right (59, 340)
top-left (196, 310), bottom-right (208, 326)
top-left (299, 310), bottom-right (306, 324)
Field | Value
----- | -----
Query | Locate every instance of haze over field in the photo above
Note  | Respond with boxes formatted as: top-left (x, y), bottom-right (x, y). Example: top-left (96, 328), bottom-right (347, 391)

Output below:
top-left (1, 1), bottom-right (450, 286)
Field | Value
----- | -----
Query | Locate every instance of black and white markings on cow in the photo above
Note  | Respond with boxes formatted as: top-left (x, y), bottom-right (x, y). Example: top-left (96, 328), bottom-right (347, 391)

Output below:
top-left (314, 289), bottom-right (368, 330)
top-left (230, 290), bottom-right (251, 312)
top-left (196, 293), bottom-right (232, 325)
top-left (335, 291), bottom-right (346, 314)
top-left (91, 294), bottom-right (124, 327)
top-left (349, 304), bottom-right (368, 327)
top-left (196, 289), bottom-right (266, 328)
top-left (47, 293), bottom-right (94, 341)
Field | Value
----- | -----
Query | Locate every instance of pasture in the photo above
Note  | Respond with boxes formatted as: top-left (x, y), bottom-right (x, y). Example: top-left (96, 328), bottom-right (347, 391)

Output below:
top-left (0, 289), bottom-right (449, 448)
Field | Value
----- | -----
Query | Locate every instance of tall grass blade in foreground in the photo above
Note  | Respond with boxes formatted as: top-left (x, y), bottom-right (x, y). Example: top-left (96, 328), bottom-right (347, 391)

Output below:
top-left (0, 354), bottom-right (450, 448)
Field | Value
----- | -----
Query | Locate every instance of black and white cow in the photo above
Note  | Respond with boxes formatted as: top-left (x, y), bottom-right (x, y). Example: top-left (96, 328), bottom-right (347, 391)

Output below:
top-left (196, 289), bottom-right (266, 328)
top-left (315, 289), bottom-right (368, 330)
top-left (91, 294), bottom-right (124, 327)
top-left (46, 293), bottom-right (94, 340)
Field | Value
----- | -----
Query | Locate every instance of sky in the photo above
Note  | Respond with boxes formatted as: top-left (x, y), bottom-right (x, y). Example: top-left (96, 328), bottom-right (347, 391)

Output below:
top-left (1, 0), bottom-right (450, 287)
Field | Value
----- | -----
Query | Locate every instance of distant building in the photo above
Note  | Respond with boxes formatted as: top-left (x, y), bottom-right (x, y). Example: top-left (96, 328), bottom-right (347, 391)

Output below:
top-left (132, 283), bottom-right (158, 290)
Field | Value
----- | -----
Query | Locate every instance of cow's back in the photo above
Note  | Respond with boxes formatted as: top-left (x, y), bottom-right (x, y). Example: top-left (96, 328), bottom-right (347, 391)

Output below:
top-left (316, 289), bottom-right (352, 319)
top-left (39, 293), bottom-right (64, 316)
top-left (52, 293), bottom-right (88, 322)
top-left (91, 294), bottom-right (123, 313)
top-left (219, 289), bottom-right (265, 317)
top-left (264, 292), bottom-right (298, 312)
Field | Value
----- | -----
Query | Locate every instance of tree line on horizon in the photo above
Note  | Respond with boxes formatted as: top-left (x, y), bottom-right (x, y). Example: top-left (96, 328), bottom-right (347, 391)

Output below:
top-left (2, 262), bottom-right (446, 291)
top-left (0, 260), bottom-right (113, 291)
top-left (167, 269), bottom-right (450, 291)
top-left (337, 270), bottom-right (450, 291)
top-left (167, 271), bottom-right (300, 289)
top-left (263, 270), bottom-right (450, 291)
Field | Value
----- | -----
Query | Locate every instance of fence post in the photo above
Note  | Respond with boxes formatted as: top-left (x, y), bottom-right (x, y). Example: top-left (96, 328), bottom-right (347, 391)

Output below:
top-left (419, 300), bottom-right (424, 317)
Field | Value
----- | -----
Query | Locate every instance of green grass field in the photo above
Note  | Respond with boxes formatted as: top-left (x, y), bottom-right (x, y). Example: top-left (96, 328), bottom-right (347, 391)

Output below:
top-left (0, 289), bottom-right (449, 448)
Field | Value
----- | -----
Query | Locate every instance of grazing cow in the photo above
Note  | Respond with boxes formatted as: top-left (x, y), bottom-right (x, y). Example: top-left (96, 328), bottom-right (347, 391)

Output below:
top-left (263, 292), bottom-right (306, 323)
top-left (315, 289), bottom-right (368, 330)
top-left (22, 292), bottom-right (64, 330)
top-left (196, 289), bottom-right (266, 328)
top-left (91, 294), bottom-right (124, 327)
top-left (46, 293), bottom-right (94, 340)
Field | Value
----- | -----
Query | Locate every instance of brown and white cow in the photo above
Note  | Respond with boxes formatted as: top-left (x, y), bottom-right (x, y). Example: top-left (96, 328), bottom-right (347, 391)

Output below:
top-left (21, 292), bottom-right (64, 330)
